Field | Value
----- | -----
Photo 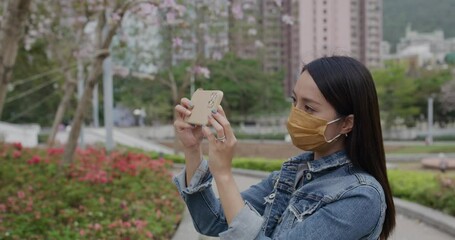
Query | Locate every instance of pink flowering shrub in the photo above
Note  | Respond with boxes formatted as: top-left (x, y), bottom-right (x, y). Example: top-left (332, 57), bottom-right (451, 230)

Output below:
top-left (0, 143), bottom-right (183, 239)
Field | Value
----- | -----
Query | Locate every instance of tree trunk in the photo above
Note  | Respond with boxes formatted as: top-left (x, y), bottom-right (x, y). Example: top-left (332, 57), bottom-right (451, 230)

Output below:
top-left (60, 6), bottom-right (123, 165)
top-left (61, 58), bottom-right (104, 166)
top-left (47, 71), bottom-right (77, 147)
top-left (170, 75), bottom-right (180, 155)
top-left (0, 0), bottom-right (32, 119)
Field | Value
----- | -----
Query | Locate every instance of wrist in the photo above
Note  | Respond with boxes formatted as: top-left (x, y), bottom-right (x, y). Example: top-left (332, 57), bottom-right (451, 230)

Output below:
top-left (183, 144), bottom-right (201, 154)
top-left (213, 171), bottom-right (234, 183)
top-left (183, 144), bottom-right (202, 155)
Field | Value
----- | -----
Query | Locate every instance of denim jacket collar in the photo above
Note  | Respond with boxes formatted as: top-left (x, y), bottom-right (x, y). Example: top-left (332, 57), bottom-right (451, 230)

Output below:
top-left (290, 150), bottom-right (350, 173)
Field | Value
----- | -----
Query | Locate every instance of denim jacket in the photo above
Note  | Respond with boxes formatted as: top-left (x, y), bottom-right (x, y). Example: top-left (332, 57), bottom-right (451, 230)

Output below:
top-left (173, 150), bottom-right (386, 240)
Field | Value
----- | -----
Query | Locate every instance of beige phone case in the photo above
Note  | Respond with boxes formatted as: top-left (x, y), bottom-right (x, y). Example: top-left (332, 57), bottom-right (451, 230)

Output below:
top-left (185, 89), bottom-right (224, 125)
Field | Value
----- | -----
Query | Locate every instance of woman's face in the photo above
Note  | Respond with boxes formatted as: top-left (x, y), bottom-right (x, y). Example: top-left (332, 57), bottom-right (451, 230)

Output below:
top-left (291, 70), bottom-right (342, 141)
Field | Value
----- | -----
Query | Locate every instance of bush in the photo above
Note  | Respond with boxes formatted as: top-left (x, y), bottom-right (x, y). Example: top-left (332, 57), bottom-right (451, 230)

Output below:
top-left (153, 152), bottom-right (284, 172)
top-left (232, 158), bottom-right (283, 172)
top-left (388, 170), bottom-right (455, 216)
top-left (0, 143), bottom-right (184, 239)
top-left (234, 132), bottom-right (286, 141)
top-left (415, 135), bottom-right (455, 141)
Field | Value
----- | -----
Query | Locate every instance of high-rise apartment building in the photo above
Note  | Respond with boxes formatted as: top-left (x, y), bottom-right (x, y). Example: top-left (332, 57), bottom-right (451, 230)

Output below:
top-left (299, 0), bottom-right (383, 68)
top-left (229, 0), bottom-right (300, 96)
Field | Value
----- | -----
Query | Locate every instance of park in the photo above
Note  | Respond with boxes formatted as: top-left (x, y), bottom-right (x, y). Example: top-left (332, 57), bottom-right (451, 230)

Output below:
top-left (1, 0), bottom-right (455, 239)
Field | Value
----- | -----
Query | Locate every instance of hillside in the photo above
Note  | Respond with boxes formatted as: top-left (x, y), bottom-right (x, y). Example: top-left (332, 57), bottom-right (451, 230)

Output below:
top-left (383, 0), bottom-right (455, 52)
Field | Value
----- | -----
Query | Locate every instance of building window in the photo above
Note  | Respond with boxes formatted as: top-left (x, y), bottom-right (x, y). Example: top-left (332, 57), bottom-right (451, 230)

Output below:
top-left (323, 45), bottom-right (327, 50)
top-left (323, 0), bottom-right (327, 4)
top-left (323, 9), bottom-right (327, 14)
top-left (323, 18), bottom-right (327, 23)
top-left (323, 28), bottom-right (327, 32)
top-left (323, 36), bottom-right (327, 41)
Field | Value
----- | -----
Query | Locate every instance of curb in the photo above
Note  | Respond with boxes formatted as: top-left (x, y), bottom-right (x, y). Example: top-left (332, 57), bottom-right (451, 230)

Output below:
top-left (393, 198), bottom-right (455, 237)
top-left (173, 164), bottom-right (455, 237)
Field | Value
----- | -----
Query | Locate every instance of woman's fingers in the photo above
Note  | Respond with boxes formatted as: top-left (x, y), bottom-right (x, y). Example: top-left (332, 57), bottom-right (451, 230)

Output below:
top-left (211, 108), bottom-right (235, 140)
top-left (174, 98), bottom-right (194, 120)
top-left (217, 105), bottom-right (226, 117)
top-left (202, 126), bottom-right (216, 143)
top-left (208, 115), bottom-right (225, 139)
top-left (175, 104), bottom-right (192, 120)
top-left (174, 119), bottom-right (194, 131)
top-left (180, 97), bottom-right (194, 109)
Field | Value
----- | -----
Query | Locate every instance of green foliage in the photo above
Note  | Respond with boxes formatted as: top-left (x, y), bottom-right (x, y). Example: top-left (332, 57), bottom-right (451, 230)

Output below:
top-left (388, 144), bottom-right (455, 154)
top-left (116, 54), bottom-right (289, 124)
top-left (445, 53), bottom-right (455, 65)
top-left (231, 158), bottom-right (284, 172)
top-left (5, 41), bottom-right (70, 125)
top-left (388, 170), bottom-right (455, 216)
top-left (144, 150), bottom-right (284, 172)
top-left (197, 53), bottom-right (288, 122)
top-left (372, 63), bottom-right (454, 128)
top-left (413, 69), bottom-right (453, 126)
top-left (0, 143), bottom-right (184, 239)
top-left (383, 0), bottom-right (455, 52)
top-left (372, 63), bottom-right (420, 128)
top-left (114, 75), bottom-right (174, 123)
top-left (235, 132), bottom-right (286, 141)
top-left (415, 135), bottom-right (455, 141)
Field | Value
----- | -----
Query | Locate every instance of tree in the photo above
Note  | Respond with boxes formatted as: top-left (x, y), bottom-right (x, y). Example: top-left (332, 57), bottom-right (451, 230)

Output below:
top-left (3, 42), bottom-right (62, 125)
top-left (41, 0), bottom-right (92, 147)
top-left (414, 69), bottom-right (453, 126)
top-left (0, 0), bottom-right (32, 119)
top-left (197, 53), bottom-right (287, 122)
top-left (62, 0), bottom-right (176, 165)
top-left (372, 63), bottom-right (420, 128)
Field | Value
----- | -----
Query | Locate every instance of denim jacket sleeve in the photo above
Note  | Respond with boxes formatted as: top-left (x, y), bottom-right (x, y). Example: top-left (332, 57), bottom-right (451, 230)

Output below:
top-left (173, 160), bottom-right (278, 238)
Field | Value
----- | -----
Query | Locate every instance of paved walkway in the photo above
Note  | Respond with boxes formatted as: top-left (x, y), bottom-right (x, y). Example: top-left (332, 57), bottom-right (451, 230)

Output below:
top-left (172, 168), bottom-right (454, 240)
top-left (55, 127), bottom-right (174, 154)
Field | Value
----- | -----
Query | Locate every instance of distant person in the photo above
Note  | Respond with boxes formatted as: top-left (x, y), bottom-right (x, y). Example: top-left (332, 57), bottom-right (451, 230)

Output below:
top-left (440, 158), bottom-right (448, 173)
top-left (173, 56), bottom-right (396, 239)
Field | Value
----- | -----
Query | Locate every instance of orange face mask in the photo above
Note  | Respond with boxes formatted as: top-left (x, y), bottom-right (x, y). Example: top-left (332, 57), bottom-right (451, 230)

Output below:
top-left (286, 106), bottom-right (342, 151)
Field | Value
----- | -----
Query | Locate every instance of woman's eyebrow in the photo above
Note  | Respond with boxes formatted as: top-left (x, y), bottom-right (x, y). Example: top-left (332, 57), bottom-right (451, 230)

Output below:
top-left (302, 97), bottom-right (321, 106)
top-left (292, 90), bottom-right (321, 105)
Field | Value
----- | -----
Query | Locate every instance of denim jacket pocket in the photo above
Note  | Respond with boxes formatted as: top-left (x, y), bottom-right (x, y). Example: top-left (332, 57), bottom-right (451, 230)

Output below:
top-left (288, 195), bottom-right (325, 224)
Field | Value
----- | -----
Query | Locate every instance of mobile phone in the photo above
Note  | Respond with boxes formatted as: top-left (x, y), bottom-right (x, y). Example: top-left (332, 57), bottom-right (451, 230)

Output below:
top-left (185, 89), bottom-right (224, 125)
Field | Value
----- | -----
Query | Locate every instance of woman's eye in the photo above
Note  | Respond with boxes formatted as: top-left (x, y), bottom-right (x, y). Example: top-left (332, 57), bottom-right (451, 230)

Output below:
top-left (304, 105), bottom-right (314, 113)
top-left (291, 96), bottom-right (297, 105)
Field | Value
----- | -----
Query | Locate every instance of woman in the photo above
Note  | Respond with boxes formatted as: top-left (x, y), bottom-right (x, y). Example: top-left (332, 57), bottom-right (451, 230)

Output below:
top-left (173, 56), bottom-right (396, 239)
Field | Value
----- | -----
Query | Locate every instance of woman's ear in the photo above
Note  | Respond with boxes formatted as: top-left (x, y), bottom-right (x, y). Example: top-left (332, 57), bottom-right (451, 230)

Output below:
top-left (341, 114), bottom-right (354, 134)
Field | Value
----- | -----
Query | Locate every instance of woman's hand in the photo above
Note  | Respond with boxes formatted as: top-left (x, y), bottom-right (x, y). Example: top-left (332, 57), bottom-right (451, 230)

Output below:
top-left (202, 105), bottom-right (237, 178)
top-left (202, 106), bottom-right (243, 225)
top-left (174, 97), bottom-right (203, 150)
top-left (174, 97), bottom-right (204, 185)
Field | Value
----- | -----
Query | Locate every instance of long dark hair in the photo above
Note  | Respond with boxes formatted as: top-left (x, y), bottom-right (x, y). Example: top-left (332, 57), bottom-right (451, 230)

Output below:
top-left (302, 56), bottom-right (395, 239)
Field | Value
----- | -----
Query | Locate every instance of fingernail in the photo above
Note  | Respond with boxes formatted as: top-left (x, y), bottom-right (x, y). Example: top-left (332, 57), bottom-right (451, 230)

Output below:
top-left (189, 102), bottom-right (194, 109)
top-left (186, 110), bottom-right (192, 115)
top-left (190, 124), bottom-right (196, 128)
top-left (211, 109), bottom-right (217, 114)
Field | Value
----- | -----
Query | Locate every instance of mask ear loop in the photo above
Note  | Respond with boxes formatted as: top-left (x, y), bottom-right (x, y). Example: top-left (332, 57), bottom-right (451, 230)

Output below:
top-left (324, 117), bottom-right (342, 143)
top-left (325, 133), bottom-right (342, 143)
